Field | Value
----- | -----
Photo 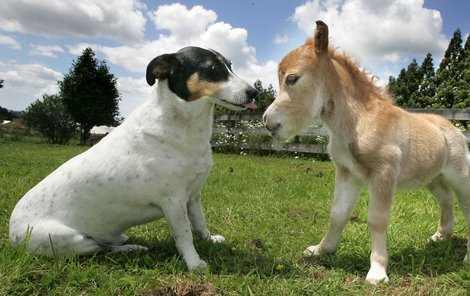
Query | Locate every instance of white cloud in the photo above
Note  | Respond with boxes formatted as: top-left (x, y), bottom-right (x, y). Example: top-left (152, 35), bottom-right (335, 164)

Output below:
top-left (274, 34), bottom-right (289, 45)
top-left (150, 3), bottom-right (217, 40)
top-left (116, 76), bottom-right (152, 117)
top-left (0, 62), bottom-right (63, 110)
top-left (1, 3), bottom-right (277, 116)
top-left (63, 3), bottom-right (276, 116)
top-left (0, 35), bottom-right (21, 50)
top-left (83, 4), bottom-right (260, 73)
top-left (292, 0), bottom-right (448, 80)
top-left (30, 45), bottom-right (64, 58)
top-left (0, 0), bottom-right (147, 42)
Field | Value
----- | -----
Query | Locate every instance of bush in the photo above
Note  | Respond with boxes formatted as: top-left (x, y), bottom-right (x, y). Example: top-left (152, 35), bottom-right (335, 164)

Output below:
top-left (22, 94), bottom-right (77, 145)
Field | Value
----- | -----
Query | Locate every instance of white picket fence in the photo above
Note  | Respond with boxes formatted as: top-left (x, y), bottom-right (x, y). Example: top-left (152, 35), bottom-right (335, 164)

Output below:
top-left (212, 109), bottom-right (470, 154)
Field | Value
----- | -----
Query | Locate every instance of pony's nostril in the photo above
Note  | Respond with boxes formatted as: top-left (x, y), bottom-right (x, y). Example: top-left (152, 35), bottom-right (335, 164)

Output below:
top-left (266, 122), bottom-right (281, 132)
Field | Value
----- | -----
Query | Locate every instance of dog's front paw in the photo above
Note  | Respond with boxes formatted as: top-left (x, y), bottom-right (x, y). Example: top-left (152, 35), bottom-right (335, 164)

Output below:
top-left (209, 234), bottom-right (225, 243)
top-left (187, 259), bottom-right (208, 271)
top-left (303, 244), bottom-right (321, 256)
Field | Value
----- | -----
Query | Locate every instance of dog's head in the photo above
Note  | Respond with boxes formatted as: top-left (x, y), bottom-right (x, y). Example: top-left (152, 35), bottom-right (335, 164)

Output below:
top-left (263, 21), bottom-right (330, 140)
top-left (146, 46), bottom-right (257, 110)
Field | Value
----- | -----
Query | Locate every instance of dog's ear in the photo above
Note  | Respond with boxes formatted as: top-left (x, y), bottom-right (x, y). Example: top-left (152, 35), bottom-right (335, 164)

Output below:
top-left (146, 54), bottom-right (179, 86)
top-left (314, 20), bottom-right (329, 54)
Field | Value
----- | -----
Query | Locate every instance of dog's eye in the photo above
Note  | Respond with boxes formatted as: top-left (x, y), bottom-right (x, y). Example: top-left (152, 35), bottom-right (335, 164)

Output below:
top-left (208, 63), bottom-right (222, 71)
top-left (286, 74), bottom-right (299, 86)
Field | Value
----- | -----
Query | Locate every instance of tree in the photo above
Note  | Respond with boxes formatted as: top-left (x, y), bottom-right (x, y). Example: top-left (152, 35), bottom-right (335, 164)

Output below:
top-left (454, 34), bottom-right (470, 108)
top-left (414, 53), bottom-right (437, 108)
top-left (22, 94), bottom-right (76, 145)
top-left (388, 59), bottom-right (422, 107)
top-left (59, 48), bottom-right (121, 145)
top-left (253, 79), bottom-right (277, 113)
top-left (435, 28), bottom-right (465, 108)
top-left (0, 79), bottom-right (4, 88)
top-left (214, 79), bottom-right (277, 115)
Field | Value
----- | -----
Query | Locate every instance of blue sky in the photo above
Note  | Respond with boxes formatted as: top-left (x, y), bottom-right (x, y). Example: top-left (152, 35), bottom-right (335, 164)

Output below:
top-left (1, 0), bottom-right (469, 116)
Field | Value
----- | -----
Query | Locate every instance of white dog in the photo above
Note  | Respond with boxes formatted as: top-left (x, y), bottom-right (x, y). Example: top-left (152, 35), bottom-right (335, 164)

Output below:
top-left (9, 46), bottom-right (257, 270)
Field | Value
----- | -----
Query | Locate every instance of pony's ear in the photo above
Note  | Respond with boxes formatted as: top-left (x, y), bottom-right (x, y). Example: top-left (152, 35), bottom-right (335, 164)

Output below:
top-left (146, 54), bottom-right (179, 86)
top-left (314, 20), bottom-right (329, 54)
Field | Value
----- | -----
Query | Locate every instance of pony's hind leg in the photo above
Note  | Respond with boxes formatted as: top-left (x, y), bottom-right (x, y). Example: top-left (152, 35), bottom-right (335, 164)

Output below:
top-left (443, 164), bottom-right (470, 263)
top-left (427, 177), bottom-right (455, 241)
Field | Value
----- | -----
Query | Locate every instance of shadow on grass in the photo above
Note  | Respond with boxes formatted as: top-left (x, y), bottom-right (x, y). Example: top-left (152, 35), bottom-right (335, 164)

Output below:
top-left (67, 235), bottom-right (296, 278)
top-left (297, 235), bottom-right (468, 279)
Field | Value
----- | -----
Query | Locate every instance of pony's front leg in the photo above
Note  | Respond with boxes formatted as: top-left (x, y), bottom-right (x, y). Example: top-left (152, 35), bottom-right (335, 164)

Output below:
top-left (365, 166), bottom-right (396, 284)
top-left (304, 166), bottom-right (361, 256)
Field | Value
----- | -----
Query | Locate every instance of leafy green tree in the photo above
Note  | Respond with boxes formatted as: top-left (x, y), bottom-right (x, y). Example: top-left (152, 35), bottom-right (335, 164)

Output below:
top-left (252, 79), bottom-right (276, 113)
top-left (59, 48), bottom-right (121, 145)
top-left (22, 94), bottom-right (76, 145)
top-left (435, 28), bottom-right (465, 108)
top-left (0, 106), bottom-right (13, 121)
top-left (214, 79), bottom-right (276, 115)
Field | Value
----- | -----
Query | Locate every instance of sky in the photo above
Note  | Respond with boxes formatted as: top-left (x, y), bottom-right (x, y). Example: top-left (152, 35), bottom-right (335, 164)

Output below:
top-left (0, 0), bottom-right (469, 117)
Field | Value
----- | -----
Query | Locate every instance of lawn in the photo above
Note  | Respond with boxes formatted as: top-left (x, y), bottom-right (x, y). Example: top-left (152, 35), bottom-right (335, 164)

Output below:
top-left (1, 141), bottom-right (470, 295)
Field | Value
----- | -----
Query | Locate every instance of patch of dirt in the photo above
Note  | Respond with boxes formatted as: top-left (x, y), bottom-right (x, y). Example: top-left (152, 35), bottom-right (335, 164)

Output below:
top-left (298, 255), bottom-right (322, 266)
top-left (293, 163), bottom-right (325, 177)
top-left (140, 280), bottom-right (216, 296)
top-left (288, 209), bottom-right (304, 218)
top-left (249, 238), bottom-right (265, 250)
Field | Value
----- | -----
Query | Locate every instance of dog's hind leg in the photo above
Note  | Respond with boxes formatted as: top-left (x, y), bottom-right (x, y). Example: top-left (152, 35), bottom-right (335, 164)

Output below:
top-left (188, 192), bottom-right (225, 243)
top-left (304, 166), bottom-right (362, 256)
top-left (19, 220), bottom-right (102, 257)
top-left (427, 176), bottom-right (455, 241)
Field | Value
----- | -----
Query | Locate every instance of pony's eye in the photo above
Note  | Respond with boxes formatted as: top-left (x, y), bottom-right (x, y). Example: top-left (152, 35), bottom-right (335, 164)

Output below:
top-left (286, 74), bottom-right (299, 86)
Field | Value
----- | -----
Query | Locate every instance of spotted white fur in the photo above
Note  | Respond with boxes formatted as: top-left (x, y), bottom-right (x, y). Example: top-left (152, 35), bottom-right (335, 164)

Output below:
top-left (9, 48), bottom-right (256, 271)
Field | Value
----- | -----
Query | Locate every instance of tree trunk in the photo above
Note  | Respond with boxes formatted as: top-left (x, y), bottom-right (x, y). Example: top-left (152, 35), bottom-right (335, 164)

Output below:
top-left (80, 125), bottom-right (92, 145)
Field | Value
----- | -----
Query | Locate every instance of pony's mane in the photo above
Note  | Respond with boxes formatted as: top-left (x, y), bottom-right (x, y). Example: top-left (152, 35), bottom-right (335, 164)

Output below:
top-left (328, 47), bottom-right (392, 102)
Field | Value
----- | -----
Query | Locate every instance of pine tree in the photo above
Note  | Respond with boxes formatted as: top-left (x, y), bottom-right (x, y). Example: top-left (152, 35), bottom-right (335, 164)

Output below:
top-left (388, 59), bottom-right (421, 107)
top-left (414, 53), bottom-right (436, 108)
top-left (435, 28), bottom-right (464, 108)
top-left (454, 35), bottom-right (470, 108)
top-left (59, 48), bottom-right (121, 144)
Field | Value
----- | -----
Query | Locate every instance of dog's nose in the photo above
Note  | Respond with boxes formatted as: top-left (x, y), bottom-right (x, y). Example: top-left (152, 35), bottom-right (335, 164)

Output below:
top-left (245, 87), bottom-right (258, 101)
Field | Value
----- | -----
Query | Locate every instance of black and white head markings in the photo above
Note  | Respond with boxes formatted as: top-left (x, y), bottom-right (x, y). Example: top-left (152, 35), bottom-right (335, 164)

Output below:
top-left (146, 46), bottom-right (258, 110)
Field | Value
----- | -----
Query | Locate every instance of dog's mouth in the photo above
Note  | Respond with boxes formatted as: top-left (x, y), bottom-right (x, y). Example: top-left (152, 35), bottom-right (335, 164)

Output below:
top-left (218, 99), bottom-right (257, 110)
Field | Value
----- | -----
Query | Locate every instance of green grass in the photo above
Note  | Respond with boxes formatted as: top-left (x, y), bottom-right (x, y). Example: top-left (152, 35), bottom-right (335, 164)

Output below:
top-left (1, 141), bottom-right (470, 295)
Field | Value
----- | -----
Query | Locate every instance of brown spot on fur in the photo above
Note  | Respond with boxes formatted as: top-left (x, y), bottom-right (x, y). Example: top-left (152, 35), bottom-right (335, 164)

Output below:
top-left (186, 73), bottom-right (223, 101)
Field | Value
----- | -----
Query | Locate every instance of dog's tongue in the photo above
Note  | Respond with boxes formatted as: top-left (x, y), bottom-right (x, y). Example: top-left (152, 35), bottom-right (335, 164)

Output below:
top-left (244, 102), bottom-right (257, 110)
